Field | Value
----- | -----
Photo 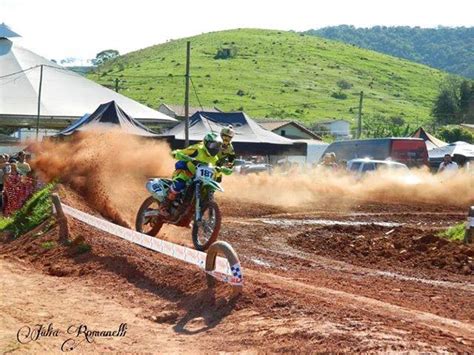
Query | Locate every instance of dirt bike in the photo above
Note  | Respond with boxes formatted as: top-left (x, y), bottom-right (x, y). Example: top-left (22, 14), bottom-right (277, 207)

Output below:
top-left (135, 159), bottom-right (231, 251)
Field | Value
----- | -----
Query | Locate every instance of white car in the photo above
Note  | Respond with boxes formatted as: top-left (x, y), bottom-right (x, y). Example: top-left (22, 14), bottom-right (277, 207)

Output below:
top-left (347, 158), bottom-right (409, 175)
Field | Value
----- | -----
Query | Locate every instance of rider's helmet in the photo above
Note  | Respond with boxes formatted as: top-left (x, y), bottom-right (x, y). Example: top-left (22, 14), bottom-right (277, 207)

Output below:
top-left (203, 132), bottom-right (222, 156)
top-left (220, 125), bottom-right (235, 144)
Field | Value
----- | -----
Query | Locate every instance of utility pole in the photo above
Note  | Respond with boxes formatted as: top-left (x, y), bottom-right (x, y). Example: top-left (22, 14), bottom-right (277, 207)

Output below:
top-left (184, 41), bottom-right (191, 146)
top-left (36, 65), bottom-right (44, 141)
top-left (357, 91), bottom-right (364, 139)
top-left (115, 78), bottom-right (119, 92)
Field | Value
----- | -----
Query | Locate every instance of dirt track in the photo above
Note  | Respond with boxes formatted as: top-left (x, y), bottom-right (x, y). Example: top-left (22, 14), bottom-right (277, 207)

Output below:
top-left (1, 186), bottom-right (473, 352)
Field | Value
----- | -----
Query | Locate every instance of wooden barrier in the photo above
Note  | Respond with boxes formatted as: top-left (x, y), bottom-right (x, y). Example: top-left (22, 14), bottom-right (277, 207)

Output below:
top-left (465, 206), bottom-right (474, 244)
top-left (51, 193), bottom-right (69, 243)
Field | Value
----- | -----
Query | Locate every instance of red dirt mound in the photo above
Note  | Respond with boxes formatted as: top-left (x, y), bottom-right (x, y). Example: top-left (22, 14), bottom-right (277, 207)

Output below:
top-left (289, 224), bottom-right (473, 275)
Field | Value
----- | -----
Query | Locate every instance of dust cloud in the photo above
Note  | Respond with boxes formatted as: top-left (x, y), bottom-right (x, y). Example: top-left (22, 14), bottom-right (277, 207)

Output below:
top-left (31, 131), bottom-right (473, 227)
top-left (221, 167), bottom-right (474, 209)
top-left (31, 129), bottom-right (174, 227)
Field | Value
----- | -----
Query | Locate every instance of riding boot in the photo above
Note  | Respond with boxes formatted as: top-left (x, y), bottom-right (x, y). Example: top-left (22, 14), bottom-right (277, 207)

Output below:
top-left (159, 190), bottom-right (178, 217)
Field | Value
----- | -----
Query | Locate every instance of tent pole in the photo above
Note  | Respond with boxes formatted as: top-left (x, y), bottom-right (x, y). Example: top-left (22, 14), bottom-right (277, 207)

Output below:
top-left (184, 41), bottom-right (191, 146)
top-left (36, 65), bottom-right (44, 141)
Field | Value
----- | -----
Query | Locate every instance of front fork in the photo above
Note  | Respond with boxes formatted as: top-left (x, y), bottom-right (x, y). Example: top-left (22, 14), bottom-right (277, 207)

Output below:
top-left (195, 181), bottom-right (202, 222)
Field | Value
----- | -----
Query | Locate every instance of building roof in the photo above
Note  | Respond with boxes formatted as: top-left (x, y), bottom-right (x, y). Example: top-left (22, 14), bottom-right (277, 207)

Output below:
top-left (317, 119), bottom-right (350, 125)
top-left (429, 141), bottom-right (474, 160)
top-left (460, 124), bottom-right (474, 132)
top-left (163, 111), bottom-right (304, 155)
top-left (258, 120), bottom-right (321, 140)
top-left (159, 103), bottom-right (220, 117)
top-left (0, 35), bottom-right (176, 123)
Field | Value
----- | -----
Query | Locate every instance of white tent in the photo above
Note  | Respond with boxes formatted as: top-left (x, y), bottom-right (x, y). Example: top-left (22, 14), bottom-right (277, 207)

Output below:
top-left (429, 141), bottom-right (474, 160)
top-left (0, 24), bottom-right (175, 125)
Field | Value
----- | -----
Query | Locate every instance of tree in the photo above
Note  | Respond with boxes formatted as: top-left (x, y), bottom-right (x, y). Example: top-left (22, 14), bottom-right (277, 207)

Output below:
top-left (362, 114), bottom-right (411, 138)
top-left (336, 79), bottom-right (352, 90)
top-left (92, 49), bottom-right (120, 66)
top-left (432, 88), bottom-right (459, 124)
top-left (432, 78), bottom-right (474, 125)
top-left (459, 80), bottom-right (474, 123)
top-left (437, 126), bottom-right (474, 143)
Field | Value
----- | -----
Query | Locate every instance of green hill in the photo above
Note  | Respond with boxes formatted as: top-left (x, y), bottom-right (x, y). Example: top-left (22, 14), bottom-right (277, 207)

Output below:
top-left (305, 26), bottom-right (474, 79)
top-left (89, 28), bottom-right (448, 127)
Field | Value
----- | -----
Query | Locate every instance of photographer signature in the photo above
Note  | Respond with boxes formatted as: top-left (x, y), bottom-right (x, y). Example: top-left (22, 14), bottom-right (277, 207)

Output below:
top-left (16, 323), bottom-right (128, 352)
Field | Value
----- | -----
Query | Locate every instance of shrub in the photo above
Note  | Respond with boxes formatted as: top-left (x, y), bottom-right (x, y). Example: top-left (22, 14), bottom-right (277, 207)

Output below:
top-left (337, 80), bottom-right (353, 90)
top-left (437, 126), bottom-right (474, 143)
top-left (1, 184), bottom-right (54, 238)
top-left (331, 91), bottom-right (347, 100)
top-left (236, 89), bottom-right (245, 96)
top-left (76, 242), bottom-right (92, 254)
top-left (41, 241), bottom-right (56, 250)
top-left (214, 46), bottom-right (238, 60)
top-left (437, 223), bottom-right (466, 241)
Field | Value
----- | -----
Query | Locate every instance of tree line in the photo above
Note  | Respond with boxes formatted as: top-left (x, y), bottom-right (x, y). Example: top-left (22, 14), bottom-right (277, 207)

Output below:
top-left (305, 26), bottom-right (474, 79)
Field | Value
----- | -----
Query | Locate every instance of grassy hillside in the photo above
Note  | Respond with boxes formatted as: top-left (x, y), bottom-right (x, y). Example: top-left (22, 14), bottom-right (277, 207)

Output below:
top-left (306, 26), bottom-right (474, 79)
top-left (89, 29), bottom-right (448, 126)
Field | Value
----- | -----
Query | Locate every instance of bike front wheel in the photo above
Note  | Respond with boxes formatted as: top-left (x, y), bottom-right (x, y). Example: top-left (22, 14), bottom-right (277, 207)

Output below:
top-left (192, 201), bottom-right (221, 251)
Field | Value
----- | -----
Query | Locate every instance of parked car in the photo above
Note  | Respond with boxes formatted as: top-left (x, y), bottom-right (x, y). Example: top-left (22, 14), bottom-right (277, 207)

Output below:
top-left (240, 163), bottom-right (273, 175)
top-left (322, 138), bottom-right (428, 167)
top-left (232, 159), bottom-right (273, 175)
top-left (232, 159), bottom-right (248, 174)
top-left (347, 158), bottom-right (409, 175)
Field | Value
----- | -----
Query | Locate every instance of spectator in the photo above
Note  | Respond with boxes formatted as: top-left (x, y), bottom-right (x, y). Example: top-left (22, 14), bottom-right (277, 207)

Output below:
top-left (1, 155), bottom-right (13, 210)
top-left (15, 151), bottom-right (31, 176)
top-left (319, 152), bottom-right (339, 170)
top-left (438, 154), bottom-right (458, 173)
top-left (0, 155), bottom-right (6, 204)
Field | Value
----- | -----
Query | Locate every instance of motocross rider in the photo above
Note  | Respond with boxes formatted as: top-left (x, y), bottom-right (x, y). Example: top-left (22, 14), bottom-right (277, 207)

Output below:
top-left (215, 125), bottom-right (236, 181)
top-left (159, 132), bottom-right (222, 217)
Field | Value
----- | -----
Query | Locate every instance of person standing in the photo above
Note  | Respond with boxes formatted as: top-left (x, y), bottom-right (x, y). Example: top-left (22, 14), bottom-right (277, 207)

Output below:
top-left (438, 154), bottom-right (458, 173)
top-left (15, 151), bottom-right (31, 176)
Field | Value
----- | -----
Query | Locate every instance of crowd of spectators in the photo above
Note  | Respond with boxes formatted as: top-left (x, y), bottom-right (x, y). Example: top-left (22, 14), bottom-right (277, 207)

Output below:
top-left (0, 151), bottom-right (33, 212)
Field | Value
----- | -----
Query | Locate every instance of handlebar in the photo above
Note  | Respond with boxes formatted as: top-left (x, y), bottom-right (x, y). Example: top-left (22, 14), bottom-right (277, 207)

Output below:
top-left (174, 152), bottom-right (233, 175)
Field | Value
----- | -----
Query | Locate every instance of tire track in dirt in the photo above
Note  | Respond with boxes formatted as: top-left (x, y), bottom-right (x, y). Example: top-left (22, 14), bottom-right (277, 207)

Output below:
top-left (248, 244), bottom-right (474, 292)
top-left (247, 269), bottom-right (474, 341)
top-left (0, 257), bottom-right (204, 353)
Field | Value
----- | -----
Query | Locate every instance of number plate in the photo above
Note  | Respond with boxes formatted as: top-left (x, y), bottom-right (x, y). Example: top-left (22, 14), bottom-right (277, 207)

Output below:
top-left (196, 166), bottom-right (214, 181)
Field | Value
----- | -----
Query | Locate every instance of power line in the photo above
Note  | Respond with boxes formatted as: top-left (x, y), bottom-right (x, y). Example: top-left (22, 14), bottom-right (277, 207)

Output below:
top-left (190, 77), bottom-right (204, 110)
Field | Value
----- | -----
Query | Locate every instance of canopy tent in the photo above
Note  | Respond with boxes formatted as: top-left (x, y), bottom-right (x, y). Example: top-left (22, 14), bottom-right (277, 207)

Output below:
top-left (411, 127), bottom-right (447, 151)
top-left (0, 133), bottom-right (19, 145)
top-left (56, 101), bottom-right (161, 137)
top-left (0, 22), bottom-right (20, 38)
top-left (429, 141), bottom-right (474, 167)
top-left (163, 111), bottom-right (305, 155)
top-left (0, 24), bottom-right (175, 126)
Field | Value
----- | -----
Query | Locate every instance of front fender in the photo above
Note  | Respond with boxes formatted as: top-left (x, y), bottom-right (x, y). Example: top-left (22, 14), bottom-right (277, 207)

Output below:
top-left (203, 180), bottom-right (224, 192)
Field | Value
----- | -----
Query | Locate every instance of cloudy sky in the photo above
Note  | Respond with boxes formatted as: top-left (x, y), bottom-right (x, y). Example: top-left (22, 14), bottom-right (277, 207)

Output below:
top-left (2, 0), bottom-right (473, 61)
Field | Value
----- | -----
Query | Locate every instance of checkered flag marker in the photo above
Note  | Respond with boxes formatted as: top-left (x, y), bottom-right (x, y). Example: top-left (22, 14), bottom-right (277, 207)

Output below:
top-left (231, 263), bottom-right (242, 280)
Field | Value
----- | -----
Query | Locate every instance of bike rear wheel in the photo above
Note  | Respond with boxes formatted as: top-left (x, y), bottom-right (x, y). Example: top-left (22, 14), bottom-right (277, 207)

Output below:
top-left (136, 196), bottom-right (164, 236)
top-left (192, 201), bottom-right (221, 251)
